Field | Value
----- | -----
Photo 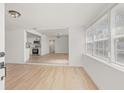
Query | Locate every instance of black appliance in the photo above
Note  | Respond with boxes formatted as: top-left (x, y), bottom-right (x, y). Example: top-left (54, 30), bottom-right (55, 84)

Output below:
top-left (34, 40), bottom-right (40, 44)
top-left (32, 48), bottom-right (39, 55)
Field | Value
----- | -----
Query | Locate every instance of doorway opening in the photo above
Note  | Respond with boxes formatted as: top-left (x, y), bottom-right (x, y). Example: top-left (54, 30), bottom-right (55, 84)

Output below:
top-left (49, 40), bottom-right (55, 54)
top-left (28, 30), bottom-right (69, 65)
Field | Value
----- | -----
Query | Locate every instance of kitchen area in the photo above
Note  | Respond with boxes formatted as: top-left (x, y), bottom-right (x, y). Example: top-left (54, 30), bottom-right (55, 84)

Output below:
top-left (24, 30), bottom-right (42, 62)
top-left (27, 32), bottom-right (41, 56)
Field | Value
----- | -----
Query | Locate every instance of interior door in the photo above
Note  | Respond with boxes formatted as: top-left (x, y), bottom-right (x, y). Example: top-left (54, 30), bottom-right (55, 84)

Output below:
top-left (0, 3), bottom-right (5, 90)
top-left (49, 40), bottom-right (55, 53)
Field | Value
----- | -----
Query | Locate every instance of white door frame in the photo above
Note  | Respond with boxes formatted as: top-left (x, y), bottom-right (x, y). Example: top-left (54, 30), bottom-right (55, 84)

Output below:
top-left (0, 3), bottom-right (5, 90)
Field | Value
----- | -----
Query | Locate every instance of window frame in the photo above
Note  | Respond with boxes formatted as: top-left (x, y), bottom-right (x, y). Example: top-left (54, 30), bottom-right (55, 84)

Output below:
top-left (86, 4), bottom-right (124, 69)
top-left (111, 4), bottom-right (124, 67)
top-left (86, 13), bottom-right (110, 62)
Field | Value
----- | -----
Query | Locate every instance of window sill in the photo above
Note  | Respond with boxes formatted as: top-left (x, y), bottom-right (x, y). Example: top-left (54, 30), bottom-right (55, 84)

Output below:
top-left (86, 54), bottom-right (124, 72)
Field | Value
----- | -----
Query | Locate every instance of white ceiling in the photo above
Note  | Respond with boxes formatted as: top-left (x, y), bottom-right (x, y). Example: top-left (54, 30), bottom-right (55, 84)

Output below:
top-left (39, 28), bottom-right (69, 37)
top-left (5, 3), bottom-right (113, 33)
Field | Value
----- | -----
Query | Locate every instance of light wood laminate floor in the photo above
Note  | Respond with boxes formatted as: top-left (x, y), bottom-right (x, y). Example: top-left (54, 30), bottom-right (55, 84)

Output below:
top-left (28, 53), bottom-right (69, 64)
top-left (5, 64), bottom-right (98, 90)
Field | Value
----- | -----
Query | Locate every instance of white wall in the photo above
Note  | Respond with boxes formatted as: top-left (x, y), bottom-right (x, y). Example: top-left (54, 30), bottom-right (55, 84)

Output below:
top-left (5, 30), bottom-right (25, 63)
top-left (41, 34), bottom-right (49, 55)
top-left (24, 31), bottom-right (30, 62)
top-left (69, 27), bottom-right (84, 66)
top-left (55, 36), bottom-right (68, 53)
top-left (82, 55), bottom-right (124, 89)
top-left (0, 4), bottom-right (5, 54)
top-left (5, 29), bottom-right (41, 63)
top-left (0, 3), bottom-right (5, 90)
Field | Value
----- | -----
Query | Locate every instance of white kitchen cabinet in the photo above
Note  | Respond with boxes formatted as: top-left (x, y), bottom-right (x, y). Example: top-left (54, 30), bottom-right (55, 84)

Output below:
top-left (0, 3), bottom-right (5, 90)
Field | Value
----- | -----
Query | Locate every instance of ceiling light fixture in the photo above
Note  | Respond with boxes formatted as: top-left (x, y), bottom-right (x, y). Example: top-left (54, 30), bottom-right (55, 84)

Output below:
top-left (56, 33), bottom-right (62, 38)
top-left (8, 10), bottom-right (21, 18)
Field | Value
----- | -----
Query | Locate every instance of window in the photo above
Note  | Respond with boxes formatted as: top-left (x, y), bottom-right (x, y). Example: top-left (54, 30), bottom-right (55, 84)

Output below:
top-left (94, 15), bottom-right (110, 61)
top-left (86, 14), bottom-right (110, 61)
top-left (86, 4), bottom-right (124, 67)
top-left (111, 4), bottom-right (124, 66)
top-left (86, 28), bottom-right (94, 55)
